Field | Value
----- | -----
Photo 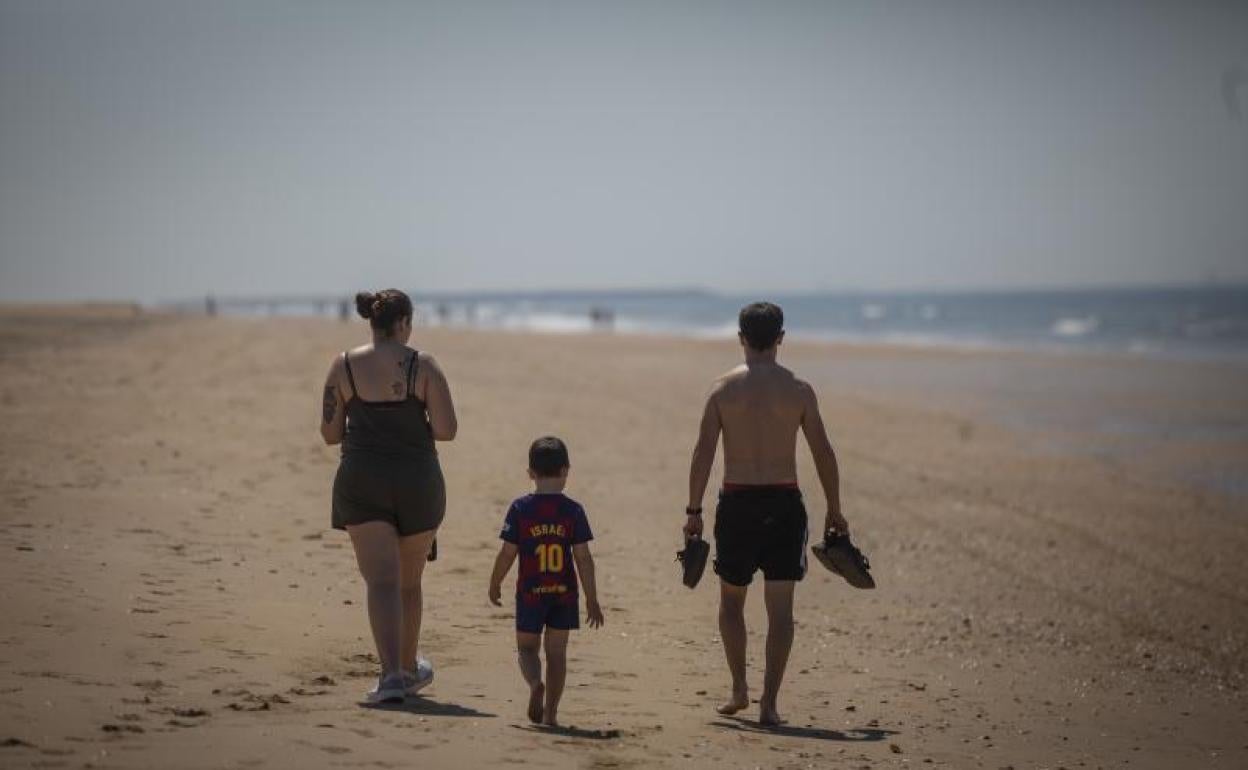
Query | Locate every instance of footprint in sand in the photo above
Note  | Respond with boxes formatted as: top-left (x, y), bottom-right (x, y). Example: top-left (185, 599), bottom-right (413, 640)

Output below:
top-left (100, 724), bottom-right (145, 734)
top-left (166, 719), bottom-right (201, 728)
top-left (1, 737), bottom-right (35, 748)
top-left (216, 688), bottom-right (290, 711)
top-left (168, 707), bottom-right (209, 718)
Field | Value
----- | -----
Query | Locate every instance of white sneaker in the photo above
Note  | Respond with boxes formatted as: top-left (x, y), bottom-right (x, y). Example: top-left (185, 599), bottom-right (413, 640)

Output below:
top-left (405, 656), bottom-right (434, 695)
top-left (365, 674), bottom-right (406, 704)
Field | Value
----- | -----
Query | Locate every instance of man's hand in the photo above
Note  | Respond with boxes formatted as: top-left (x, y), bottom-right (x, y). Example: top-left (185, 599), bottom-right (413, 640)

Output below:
top-left (683, 513), bottom-right (704, 539)
top-left (488, 581), bottom-right (502, 606)
top-left (824, 509), bottom-right (850, 536)
top-left (586, 598), bottom-right (604, 628)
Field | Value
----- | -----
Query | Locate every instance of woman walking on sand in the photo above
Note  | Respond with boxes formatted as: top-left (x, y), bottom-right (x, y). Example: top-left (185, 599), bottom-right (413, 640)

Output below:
top-left (320, 289), bottom-right (457, 703)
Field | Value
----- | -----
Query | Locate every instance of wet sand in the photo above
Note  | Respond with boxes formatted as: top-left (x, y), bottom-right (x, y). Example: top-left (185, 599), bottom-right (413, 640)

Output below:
top-left (1, 310), bottom-right (1246, 769)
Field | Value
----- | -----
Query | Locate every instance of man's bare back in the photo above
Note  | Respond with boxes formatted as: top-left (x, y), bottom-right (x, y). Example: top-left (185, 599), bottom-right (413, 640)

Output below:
top-left (687, 356), bottom-right (845, 535)
top-left (712, 362), bottom-right (811, 485)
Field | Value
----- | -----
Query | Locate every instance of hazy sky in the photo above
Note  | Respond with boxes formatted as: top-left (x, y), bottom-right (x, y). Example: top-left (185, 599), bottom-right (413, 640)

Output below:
top-left (1, 0), bottom-right (1246, 302)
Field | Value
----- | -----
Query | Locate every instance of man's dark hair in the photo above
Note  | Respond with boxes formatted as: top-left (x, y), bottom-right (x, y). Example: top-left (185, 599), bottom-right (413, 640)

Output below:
top-left (528, 436), bottom-right (570, 478)
top-left (738, 302), bottom-right (785, 350)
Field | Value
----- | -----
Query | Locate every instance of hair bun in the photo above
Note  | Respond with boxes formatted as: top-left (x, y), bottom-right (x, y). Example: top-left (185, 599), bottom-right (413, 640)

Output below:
top-left (353, 288), bottom-right (413, 334)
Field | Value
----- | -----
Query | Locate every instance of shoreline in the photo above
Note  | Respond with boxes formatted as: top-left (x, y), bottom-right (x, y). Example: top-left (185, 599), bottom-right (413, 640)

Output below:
top-left (137, 283), bottom-right (1248, 365)
top-left (6, 298), bottom-right (1246, 365)
top-left (226, 311), bottom-right (1248, 366)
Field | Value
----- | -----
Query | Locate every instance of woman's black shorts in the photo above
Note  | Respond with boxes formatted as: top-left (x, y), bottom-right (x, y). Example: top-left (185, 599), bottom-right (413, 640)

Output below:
top-left (332, 454), bottom-right (445, 536)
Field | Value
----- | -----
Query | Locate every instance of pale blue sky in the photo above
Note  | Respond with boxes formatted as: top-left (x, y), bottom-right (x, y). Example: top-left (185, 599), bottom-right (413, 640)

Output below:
top-left (1, 0), bottom-right (1245, 302)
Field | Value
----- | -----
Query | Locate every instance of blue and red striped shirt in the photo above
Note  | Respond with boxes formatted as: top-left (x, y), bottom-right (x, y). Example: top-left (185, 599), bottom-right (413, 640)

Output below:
top-left (500, 493), bottom-right (593, 602)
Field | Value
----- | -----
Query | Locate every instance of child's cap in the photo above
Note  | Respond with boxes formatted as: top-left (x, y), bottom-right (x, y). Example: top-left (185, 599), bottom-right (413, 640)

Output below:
top-left (529, 436), bottom-right (570, 477)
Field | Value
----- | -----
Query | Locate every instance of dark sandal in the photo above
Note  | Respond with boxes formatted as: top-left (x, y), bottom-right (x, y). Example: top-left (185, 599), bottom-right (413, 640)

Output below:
top-left (811, 531), bottom-right (875, 589)
top-left (676, 537), bottom-right (710, 589)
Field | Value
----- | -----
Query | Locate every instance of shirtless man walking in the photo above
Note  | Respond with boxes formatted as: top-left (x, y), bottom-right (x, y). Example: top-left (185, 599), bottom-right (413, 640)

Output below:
top-left (684, 301), bottom-right (851, 726)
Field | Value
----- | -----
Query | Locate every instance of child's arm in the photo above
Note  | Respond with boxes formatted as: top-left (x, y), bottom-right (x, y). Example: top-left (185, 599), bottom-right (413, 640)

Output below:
top-left (572, 543), bottom-right (604, 628)
top-left (488, 543), bottom-right (518, 606)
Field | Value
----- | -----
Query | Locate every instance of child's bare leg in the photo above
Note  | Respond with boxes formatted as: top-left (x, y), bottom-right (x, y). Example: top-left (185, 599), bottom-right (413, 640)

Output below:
top-left (542, 629), bottom-right (569, 726)
top-left (717, 580), bottom-right (750, 715)
top-left (516, 632), bottom-right (544, 723)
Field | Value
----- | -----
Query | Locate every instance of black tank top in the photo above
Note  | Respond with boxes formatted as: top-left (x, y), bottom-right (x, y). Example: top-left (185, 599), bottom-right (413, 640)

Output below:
top-left (341, 349), bottom-right (437, 460)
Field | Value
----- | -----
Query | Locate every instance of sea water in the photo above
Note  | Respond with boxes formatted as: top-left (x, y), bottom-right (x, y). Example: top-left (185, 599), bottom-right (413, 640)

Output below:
top-left (396, 286), bottom-right (1248, 362)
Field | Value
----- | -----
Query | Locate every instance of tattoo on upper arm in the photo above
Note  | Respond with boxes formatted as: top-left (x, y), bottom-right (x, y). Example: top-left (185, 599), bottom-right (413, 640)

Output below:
top-left (322, 386), bottom-right (337, 424)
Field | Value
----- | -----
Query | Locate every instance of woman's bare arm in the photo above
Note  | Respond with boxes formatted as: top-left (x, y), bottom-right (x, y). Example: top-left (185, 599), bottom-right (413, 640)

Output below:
top-left (419, 353), bottom-right (458, 441)
top-left (320, 355), bottom-right (347, 445)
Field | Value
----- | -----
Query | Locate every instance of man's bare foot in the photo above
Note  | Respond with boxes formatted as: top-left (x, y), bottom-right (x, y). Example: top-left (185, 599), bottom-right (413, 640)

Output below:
top-left (716, 690), bottom-right (750, 715)
top-left (541, 709), bottom-right (558, 727)
top-left (527, 682), bottom-right (545, 723)
top-left (758, 701), bottom-right (782, 727)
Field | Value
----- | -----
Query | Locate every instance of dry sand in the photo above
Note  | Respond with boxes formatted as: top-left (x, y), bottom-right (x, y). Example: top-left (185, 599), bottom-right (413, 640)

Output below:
top-left (1, 309), bottom-right (1246, 769)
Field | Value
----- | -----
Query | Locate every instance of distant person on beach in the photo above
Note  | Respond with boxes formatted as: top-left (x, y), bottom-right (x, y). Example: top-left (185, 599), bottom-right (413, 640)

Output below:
top-left (488, 437), bottom-right (604, 726)
top-left (684, 301), bottom-right (850, 726)
top-left (320, 289), bottom-right (458, 703)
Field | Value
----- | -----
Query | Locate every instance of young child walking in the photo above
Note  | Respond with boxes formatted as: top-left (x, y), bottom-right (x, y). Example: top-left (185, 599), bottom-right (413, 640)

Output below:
top-left (488, 436), bottom-right (604, 725)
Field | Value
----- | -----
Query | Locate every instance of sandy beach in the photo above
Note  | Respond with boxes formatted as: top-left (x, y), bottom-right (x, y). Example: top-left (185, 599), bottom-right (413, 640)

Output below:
top-left (1, 308), bottom-right (1246, 769)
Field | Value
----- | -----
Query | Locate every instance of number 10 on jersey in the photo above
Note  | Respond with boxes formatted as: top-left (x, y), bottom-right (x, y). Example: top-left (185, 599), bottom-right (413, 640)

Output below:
top-left (535, 543), bottom-right (564, 572)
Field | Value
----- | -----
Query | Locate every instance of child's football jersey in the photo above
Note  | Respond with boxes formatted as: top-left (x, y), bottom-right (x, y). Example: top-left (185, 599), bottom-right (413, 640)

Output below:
top-left (500, 493), bottom-right (593, 601)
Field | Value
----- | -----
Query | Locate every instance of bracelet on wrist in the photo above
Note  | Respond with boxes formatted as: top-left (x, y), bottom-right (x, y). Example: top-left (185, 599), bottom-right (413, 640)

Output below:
top-left (685, 506), bottom-right (703, 516)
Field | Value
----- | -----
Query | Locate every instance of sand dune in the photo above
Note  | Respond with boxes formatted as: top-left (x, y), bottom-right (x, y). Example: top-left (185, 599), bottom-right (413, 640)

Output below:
top-left (1, 311), bottom-right (1246, 769)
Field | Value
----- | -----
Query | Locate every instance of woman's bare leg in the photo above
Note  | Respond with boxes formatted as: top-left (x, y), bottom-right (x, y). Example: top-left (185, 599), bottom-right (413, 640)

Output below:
top-left (347, 521), bottom-right (403, 678)
top-left (397, 528), bottom-right (438, 670)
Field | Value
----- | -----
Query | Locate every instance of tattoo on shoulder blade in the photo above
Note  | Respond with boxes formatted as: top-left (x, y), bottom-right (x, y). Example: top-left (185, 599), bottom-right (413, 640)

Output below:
top-left (322, 386), bottom-right (337, 423)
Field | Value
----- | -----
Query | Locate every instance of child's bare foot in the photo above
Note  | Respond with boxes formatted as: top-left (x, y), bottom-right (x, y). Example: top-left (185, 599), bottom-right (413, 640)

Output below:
top-left (527, 682), bottom-right (545, 723)
top-left (758, 700), bottom-right (782, 727)
top-left (716, 689), bottom-right (750, 715)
